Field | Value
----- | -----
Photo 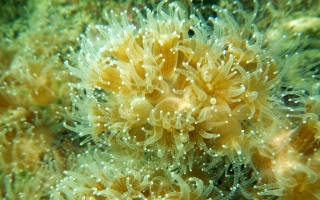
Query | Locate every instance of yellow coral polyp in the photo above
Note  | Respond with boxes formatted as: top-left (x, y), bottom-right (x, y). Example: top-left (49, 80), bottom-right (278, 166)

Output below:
top-left (66, 0), bottom-right (290, 159)
top-left (60, 1), bottom-right (320, 199)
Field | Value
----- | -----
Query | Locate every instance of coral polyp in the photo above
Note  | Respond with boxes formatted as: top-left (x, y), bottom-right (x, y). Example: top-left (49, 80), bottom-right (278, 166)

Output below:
top-left (66, 1), bottom-right (283, 161)
top-left (1, 0), bottom-right (319, 199)
top-left (60, 0), bottom-right (320, 199)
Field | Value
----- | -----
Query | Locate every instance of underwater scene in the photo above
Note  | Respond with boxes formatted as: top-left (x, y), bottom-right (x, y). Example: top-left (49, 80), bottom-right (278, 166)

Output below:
top-left (0, 0), bottom-right (320, 199)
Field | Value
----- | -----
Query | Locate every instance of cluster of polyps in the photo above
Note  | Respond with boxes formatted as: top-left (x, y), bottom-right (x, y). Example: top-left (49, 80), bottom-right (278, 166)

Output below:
top-left (66, 0), bottom-right (282, 158)
top-left (64, 0), bottom-right (320, 198)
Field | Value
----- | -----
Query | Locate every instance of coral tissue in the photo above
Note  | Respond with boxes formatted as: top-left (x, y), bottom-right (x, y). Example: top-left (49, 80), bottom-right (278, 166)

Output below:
top-left (56, 0), bottom-right (320, 199)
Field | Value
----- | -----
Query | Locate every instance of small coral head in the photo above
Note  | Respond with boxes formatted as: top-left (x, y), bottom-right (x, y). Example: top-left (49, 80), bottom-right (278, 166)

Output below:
top-left (67, 1), bottom-right (289, 159)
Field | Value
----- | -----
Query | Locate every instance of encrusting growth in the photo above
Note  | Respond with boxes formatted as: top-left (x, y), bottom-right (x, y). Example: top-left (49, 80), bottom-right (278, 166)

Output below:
top-left (57, 0), bottom-right (320, 199)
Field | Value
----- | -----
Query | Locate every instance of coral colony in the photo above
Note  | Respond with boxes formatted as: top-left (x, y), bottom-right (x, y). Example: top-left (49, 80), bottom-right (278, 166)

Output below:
top-left (0, 0), bottom-right (319, 199)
